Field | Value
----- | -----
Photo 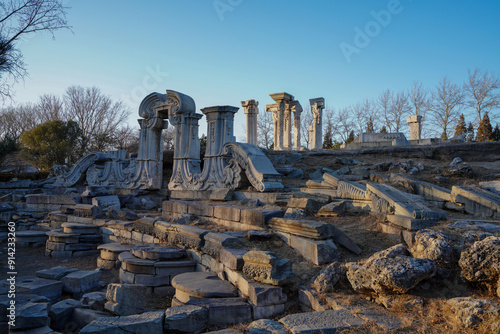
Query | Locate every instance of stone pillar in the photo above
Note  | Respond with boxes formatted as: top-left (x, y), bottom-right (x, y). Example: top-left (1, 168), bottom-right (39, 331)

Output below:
top-left (241, 100), bottom-right (259, 146)
top-left (309, 97), bottom-right (325, 150)
top-left (267, 92), bottom-right (294, 150)
top-left (292, 101), bottom-right (303, 149)
top-left (407, 115), bottom-right (423, 140)
top-left (201, 106), bottom-right (238, 157)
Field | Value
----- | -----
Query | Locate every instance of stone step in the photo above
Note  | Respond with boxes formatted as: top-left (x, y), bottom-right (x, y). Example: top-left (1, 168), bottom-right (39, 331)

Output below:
top-left (61, 222), bottom-right (100, 234)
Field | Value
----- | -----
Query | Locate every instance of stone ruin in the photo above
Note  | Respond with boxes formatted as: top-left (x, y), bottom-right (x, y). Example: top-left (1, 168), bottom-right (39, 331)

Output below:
top-left (1, 90), bottom-right (500, 333)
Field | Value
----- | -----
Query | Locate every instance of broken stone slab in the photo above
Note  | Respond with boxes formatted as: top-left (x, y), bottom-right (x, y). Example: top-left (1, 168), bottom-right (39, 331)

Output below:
top-left (16, 276), bottom-right (62, 302)
top-left (312, 262), bottom-right (345, 293)
top-left (448, 220), bottom-right (500, 233)
top-left (36, 266), bottom-right (78, 280)
top-left (73, 204), bottom-right (103, 218)
top-left (81, 291), bottom-right (107, 311)
top-left (239, 209), bottom-right (285, 227)
top-left (92, 195), bottom-right (120, 211)
top-left (317, 201), bottom-right (347, 217)
top-left (248, 319), bottom-right (288, 334)
top-left (479, 180), bottom-right (500, 194)
top-left (219, 248), bottom-right (248, 271)
top-left (81, 186), bottom-right (115, 197)
top-left (367, 183), bottom-right (446, 221)
top-left (386, 215), bottom-right (439, 230)
top-left (269, 217), bottom-right (361, 254)
top-left (276, 232), bottom-right (339, 265)
top-left (209, 188), bottom-right (234, 201)
top-left (242, 251), bottom-right (294, 286)
top-left (174, 225), bottom-right (210, 250)
top-left (298, 286), bottom-right (328, 311)
top-left (180, 297), bottom-right (252, 326)
top-left (299, 187), bottom-right (338, 198)
top-left (133, 217), bottom-right (156, 235)
top-left (390, 173), bottom-right (452, 202)
top-left (284, 208), bottom-right (307, 218)
top-left (80, 310), bottom-right (165, 334)
top-left (98, 243), bottom-right (135, 261)
top-left (0, 202), bottom-right (14, 212)
top-left (105, 283), bottom-right (147, 316)
top-left (15, 230), bottom-right (49, 246)
top-left (172, 272), bottom-right (237, 302)
top-left (451, 186), bottom-right (500, 217)
top-left (337, 180), bottom-right (367, 200)
top-left (279, 309), bottom-right (364, 334)
top-left (0, 294), bottom-right (49, 321)
top-left (61, 270), bottom-right (101, 296)
top-left (61, 222), bottom-right (100, 235)
top-left (71, 307), bottom-right (113, 332)
top-left (12, 302), bottom-right (50, 331)
top-left (287, 197), bottom-right (323, 212)
top-left (164, 305), bottom-right (208, 333)
top-left (131, 245), bottom-right (186, 260)
top-left (305, 180), bottom-right (334, 189)
top-left (49, 298), bottom-right (82, 330)
top-left (322, 172), bottom-right (342, 187)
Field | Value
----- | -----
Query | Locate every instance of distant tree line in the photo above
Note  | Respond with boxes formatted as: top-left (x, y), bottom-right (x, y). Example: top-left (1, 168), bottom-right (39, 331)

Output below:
top-left (257, 68), bottom-right (500, 149)
top-left (0, 86), bottom-right (135, 171)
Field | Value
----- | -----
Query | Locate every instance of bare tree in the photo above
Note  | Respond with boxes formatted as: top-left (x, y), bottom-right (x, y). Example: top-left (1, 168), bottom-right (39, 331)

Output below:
top-left (0, 103), bottom-right (37, 139)
top-left (300, 106), bottom-right (313, 148)
top-left (390, 91), bottom-right (411, 132)
top-left (331, 106), bottom-right (354, 144)
top-left (464, 68), bottom-right (500, 124)
top-left (0, 0), bottom-right (71, 100)
top-left (430, 76), bottom-right (465, 140)
top-left (64, 86), bottom-right (130, 154)
top-left (162, 126), bottom-right (175, 151)
top-left (377, 89), bottom-right (394, 132)
top-left (36, 93), bottom-right (66, 123)
top-left (113, 124), bottom-right (139, 153)
top-left (257, 109), bottom-right (273, 149)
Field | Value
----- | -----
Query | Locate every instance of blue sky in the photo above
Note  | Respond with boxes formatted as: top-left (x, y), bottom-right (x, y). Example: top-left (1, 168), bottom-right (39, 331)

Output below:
top-left (6, 0), bottom-right (500, 139)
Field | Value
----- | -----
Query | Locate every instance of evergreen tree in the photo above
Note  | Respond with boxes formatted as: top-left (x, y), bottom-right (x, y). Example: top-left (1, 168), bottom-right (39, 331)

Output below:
top-left (454, 113), bottom-right (467, 137)
top-left (492, 124), bottom-right (500, 141)
top-left (380, 126), bottom-right (387, 133)
top-left (466, 122), bottom-right (475, 142)
top-left (323, 132), bottom-right (334, 149)
top-left (476, 113), bottom-right (493, 142)
top-left (345, 131), bottom-right (355, 145)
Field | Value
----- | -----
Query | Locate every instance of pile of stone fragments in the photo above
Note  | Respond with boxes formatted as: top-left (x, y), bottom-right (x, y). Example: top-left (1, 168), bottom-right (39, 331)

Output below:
top-left (1, 151), bottom-right (500, 333)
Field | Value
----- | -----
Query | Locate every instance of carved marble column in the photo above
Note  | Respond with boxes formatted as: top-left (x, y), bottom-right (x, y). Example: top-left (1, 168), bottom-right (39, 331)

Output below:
top-left (292, 101), bottom-right (303, 149)
top-left (407, 115), bottom-right (423, 140)
top-left (309, 97), bottom-right (325, 150)
top-left (241, 99), bottom-right (259, 146)
top-left (267, 92), bottom-right (294, 150)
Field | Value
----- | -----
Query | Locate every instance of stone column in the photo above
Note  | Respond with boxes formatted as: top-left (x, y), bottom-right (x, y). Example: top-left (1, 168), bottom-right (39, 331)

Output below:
top-left (309, 97), bottom-right (325, 150)
top-left (407, 115), bottom-right (423, 140)
top-left (267, 92), bottom-right (294, 150)
top-left (292, 101), bottom-right (303, 149)
top-left (202, 106), bottom-right (238, 157)
top-left (241, 99), bottom-right (259, 146)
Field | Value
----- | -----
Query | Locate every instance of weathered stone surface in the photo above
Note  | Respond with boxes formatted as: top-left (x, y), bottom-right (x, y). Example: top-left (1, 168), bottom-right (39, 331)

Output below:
top-left (182, 297), bottom-right (252, 326)
top-left (98, 242), bottom-right (134, 261)
top-left (240, 209), bottom-right (284, 227)
top-left (447, 297), bottom-right (500, 328)
top-left (92, 195), bottom-right (120, 211)
top-left (284, 208), bottom-right (307, 218)
top-left (172, 272), bottom-right (237, 300)
top-left (16, 276), bottom-right (62, 302)
top-left (49, 298), bottom-right (82, 330)
top-left (81, 291), bottom-right (107, 311)
top-left (277, 232), bottom-right (339, 265)
top-left (62, 222), bottom-right (100, 235)
top-left (410, 229), bottom-right (457, 266)
top-left (174, 225), bottom-right (209, 250)
top-left (61, 270), bottom-right (101, 295)
top-left (210, 188), bottom-right (234, 201)
top-left (287, 197), bottom-right (322, 212)
top-left (451, 186), bottom-right (500, 217)
top-left (279, 310), bottom-right (364, 334)
top-left (390, 173), bottom-right (451, 202)
top-left (13, 302), bottom-right (50, 331)
top-left (105, 283), bottom-right (147, 316)
top-left (313, 262), bottom-right (345, 293)
top-left (164, 305), bottom-right (208, 333)
top-left (243, 251), bottom-right (294, 286)
top-left (248, 319), bottom-right (288, 334)
top-left (337, 180), bottom-right (367, 200)
top-left (317, 201), bottom-right (347, 217)
top-left (214, 205), bottom-right (241, 221)
top-left (220, 248), bottom-right (247, 271)
top-left (346, 244), bottom-right (437, 294)
top-left (459, 236), bottom-right (500, 286)
top-left (448, 220), bottom-right (500, 233)
top-left (479, 180), bottom-right (500, 194)
top-left (80, 310), bottom-right (164, 334)
top-left (298, 286), bottom-right (327, 312)
top-left (269, 217), bottom-right (361, 254)
top-left (132, 245), bottom-right (186, 260)
top-left (36, 266), bottom-right (78, 280)
top-left (71, 307), bottom-right (113, 332)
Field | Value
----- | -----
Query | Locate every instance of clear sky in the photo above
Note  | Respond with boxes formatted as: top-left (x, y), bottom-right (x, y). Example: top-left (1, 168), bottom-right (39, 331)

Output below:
top-left (6, 0), bottom-right (500, 139)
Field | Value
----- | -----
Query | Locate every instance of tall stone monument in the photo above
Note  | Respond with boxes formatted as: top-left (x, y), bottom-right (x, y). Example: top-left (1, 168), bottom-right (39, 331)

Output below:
top-left (292, 101), bottom-right (303, 149)
top-left (407, 115), bottom-right (423, 140)
top-left (308, 97), bottom-right (325, 150)
top-left (241, 99), bottom-right (259, 146)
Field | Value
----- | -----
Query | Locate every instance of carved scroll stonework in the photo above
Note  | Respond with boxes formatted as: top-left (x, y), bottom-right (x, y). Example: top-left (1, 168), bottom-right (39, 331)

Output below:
top-left (54, 90), bottom-right (283, 192)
